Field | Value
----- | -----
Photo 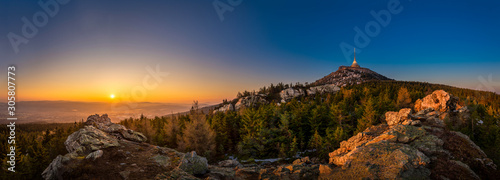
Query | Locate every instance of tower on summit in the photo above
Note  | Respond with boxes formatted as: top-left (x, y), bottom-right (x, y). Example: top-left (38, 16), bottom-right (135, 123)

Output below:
top-left (351, 48), bottom-right (360, 68)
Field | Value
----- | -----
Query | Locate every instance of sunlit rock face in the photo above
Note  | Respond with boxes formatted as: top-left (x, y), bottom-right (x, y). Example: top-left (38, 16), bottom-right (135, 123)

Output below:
top-left (327, 90), bottom-right (498, 180)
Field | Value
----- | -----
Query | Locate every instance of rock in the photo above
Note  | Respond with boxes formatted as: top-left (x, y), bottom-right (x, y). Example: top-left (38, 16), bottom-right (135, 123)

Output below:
top-left (64, 125), bottom-right (120, 155)
top-left (157, 167), bottom-right (198, 180)
top-left (329, 124), bottom-right (389, 166)
top-left (385, 108), bottom-right (412, 126)
top-left (325, 92), bottom-right (499, 179)
top-left (292, 156), bottom-right (310, 165)
top-left (259, 164), bottom-right (319, 180)
top-left (85, 114), bottom-right (113, 127)
top-left (84, 114), bottom-right (147, 143)
top-left (177, 151), bottom-right (208, 175)
top-left (319, 164), bottom-right (333, 174)
top-left (152, 154), bottom-right (170, 167)
top-left (449, 160), bottom-right (481, 180)
top-left (85, 150), bottom-right (103, 160)
top-left (280, 88), bottom-right (304, 103)
top-left (204, 165), bottom-right (237, 180)
top-left (425, 117), bottom-right (445, 128)
top-left (235, 94), bottom-right (267, 109)
top-left (386, 124), bottom-right (426, 143)
top-left (414, 90), bottom-right (451, 113)
top-left (217, 159), bottom-right (242, 168)
top-left (235, 167), bottom-right (259, 180)
top-left (306, 84), bottom-right (340, 95)
top-left (119, 129), bottom-right (147, 142)
top-left (415, 108), bottom-right (435, 117)
top-left (119, 171), bottom-right (130, 180)
top-left (42, 155), bottom-right (66, 180)
top-left (214, 103), bottom-right (235, 112)
top-left (411, 135), bottom-right (445, 156)
top-left (331, 141), bottom-right (431, 179)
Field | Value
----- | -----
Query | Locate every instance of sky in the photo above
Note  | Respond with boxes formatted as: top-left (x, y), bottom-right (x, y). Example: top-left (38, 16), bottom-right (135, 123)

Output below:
top-left (1, 0), bottom-right (499, 104)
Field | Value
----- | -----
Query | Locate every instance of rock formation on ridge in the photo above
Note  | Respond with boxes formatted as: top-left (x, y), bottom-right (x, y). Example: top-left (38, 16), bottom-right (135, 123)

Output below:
top-left (327, 90), bottom-right (497, 179)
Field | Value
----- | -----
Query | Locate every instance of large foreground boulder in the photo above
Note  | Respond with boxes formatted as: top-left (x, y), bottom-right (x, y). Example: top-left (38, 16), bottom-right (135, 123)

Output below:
top-left (327, 90), bottom-right (498, 179)
top-left (85, 114), bottom-right (147, 142)
top-left (43, 114), bottom-right (151, 180)
top-left (64, 125), bottom-right (120, 155)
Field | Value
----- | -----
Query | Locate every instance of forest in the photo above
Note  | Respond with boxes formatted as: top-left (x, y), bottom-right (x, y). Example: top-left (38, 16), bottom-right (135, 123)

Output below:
top-left (1, 81), bottom-right (499, 178)
top-left (119, 81), bottom-right (500, 165)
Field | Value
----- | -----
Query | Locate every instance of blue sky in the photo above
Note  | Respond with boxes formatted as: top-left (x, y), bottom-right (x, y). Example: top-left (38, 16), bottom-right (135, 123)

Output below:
top-left (1, 0), bottom-right (499, 103)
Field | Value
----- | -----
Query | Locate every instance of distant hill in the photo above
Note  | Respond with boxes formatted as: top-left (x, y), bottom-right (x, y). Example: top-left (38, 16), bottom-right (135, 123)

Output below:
top-left (312, 66), bottom-right (392, 86)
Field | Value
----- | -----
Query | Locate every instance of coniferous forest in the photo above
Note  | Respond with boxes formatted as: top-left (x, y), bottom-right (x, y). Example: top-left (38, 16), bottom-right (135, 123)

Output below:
top-left (1, 81), bottom-right (500, 179)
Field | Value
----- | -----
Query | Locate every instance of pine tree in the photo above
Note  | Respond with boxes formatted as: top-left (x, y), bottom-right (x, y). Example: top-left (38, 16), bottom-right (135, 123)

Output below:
top-left (178, 114), bottom-right (216, 157)
top-left (290, 136), bottom-right (299, 158)
top-left (356, 97), bottom-right (377, 134)
top-left (397, 87), bottom-right (412, 108)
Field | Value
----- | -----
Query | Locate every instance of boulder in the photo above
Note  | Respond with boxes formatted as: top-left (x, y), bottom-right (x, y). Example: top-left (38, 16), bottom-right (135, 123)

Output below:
top-left (329, 124), bottom-right (389, 165)
top-left (84, 114), bottom-right (147, 143)
top-left (259, 164), bottom-right (319, 180)
top-left (119, 129), bottom-right (147, 142)
top-left (386, 124), bottom-right (426, 143)
top-left (152, 154), bottom-right (171, 167)
top-left (214, 103), bottom-right (235, 112)
top-left (280, 88), bottom-right (304, 103)
top-left (217, 159), bottom-right (242, 168)
top-left (319, 164), bottom-right (333, 175)
top-left (177, 151), bottom-right (208, 175)
top-left (331, 141), bottom-right (431, 179)
top-left (306, 84), bottom-right (340, 95)
top-left (64, 126), bottom-right (120, 155)
top-left (384, 108), bottom-right (412, 126)
top-left (119, 171), bottom-right (130, 180)
top-left (414, 90), bottom-right (451, 113)
top-left (235, 167), bottom-right (259, 180)
top-left (85, 114), bottom-right (113, 127)
top-left (235, 94), bottom-right (267, 109)
top-left (85, 150), bottom-right (103, 160)
top-left (292, 156), bottom-right (311, 165)
top-left (410, 135), bottom-right (444, 156)
top-left (42, 155), bottom-right (66, 180)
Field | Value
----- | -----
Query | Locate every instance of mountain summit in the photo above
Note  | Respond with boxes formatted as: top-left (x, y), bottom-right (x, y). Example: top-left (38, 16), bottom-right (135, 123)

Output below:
top-left (313, 51), bottom-right (392, 86)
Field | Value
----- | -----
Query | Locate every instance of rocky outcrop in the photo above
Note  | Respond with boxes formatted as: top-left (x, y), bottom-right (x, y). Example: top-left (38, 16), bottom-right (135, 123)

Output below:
top-left (213, 103), bottom-right (235, 112)
top-left (64, 125), bottom-right (120, 155)
top-left (327, 90), bottom-right (498, 179)
top-left (280, 85), bottom-right (340, 103)
top-left (384, 108), bottom-right (413, 126)
top-left (85, 114), bottom-right (147, 142)
top-left (177, 151), bottom-right (208, 175)
top-left (280, 88), bottom-right (305, 103)
top-left (306, 84), bottom-right (340, 96)
top-left (235, 94), bottom-right (268, 109)
top-left (414, 90), bottom-right (456, 113)
top-left (42, 114), bottom-right (172, 180)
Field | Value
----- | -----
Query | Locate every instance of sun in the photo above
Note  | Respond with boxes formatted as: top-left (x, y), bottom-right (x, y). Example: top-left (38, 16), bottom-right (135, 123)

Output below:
top-left (110, 94), bottom-right (115, 99)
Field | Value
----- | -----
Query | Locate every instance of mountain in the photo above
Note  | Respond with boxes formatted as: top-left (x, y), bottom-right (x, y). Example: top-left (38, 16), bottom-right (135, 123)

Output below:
top-left (211, 61), bottom-right (390, 113)
top-left (312, 65), bottom-right (392, 86)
